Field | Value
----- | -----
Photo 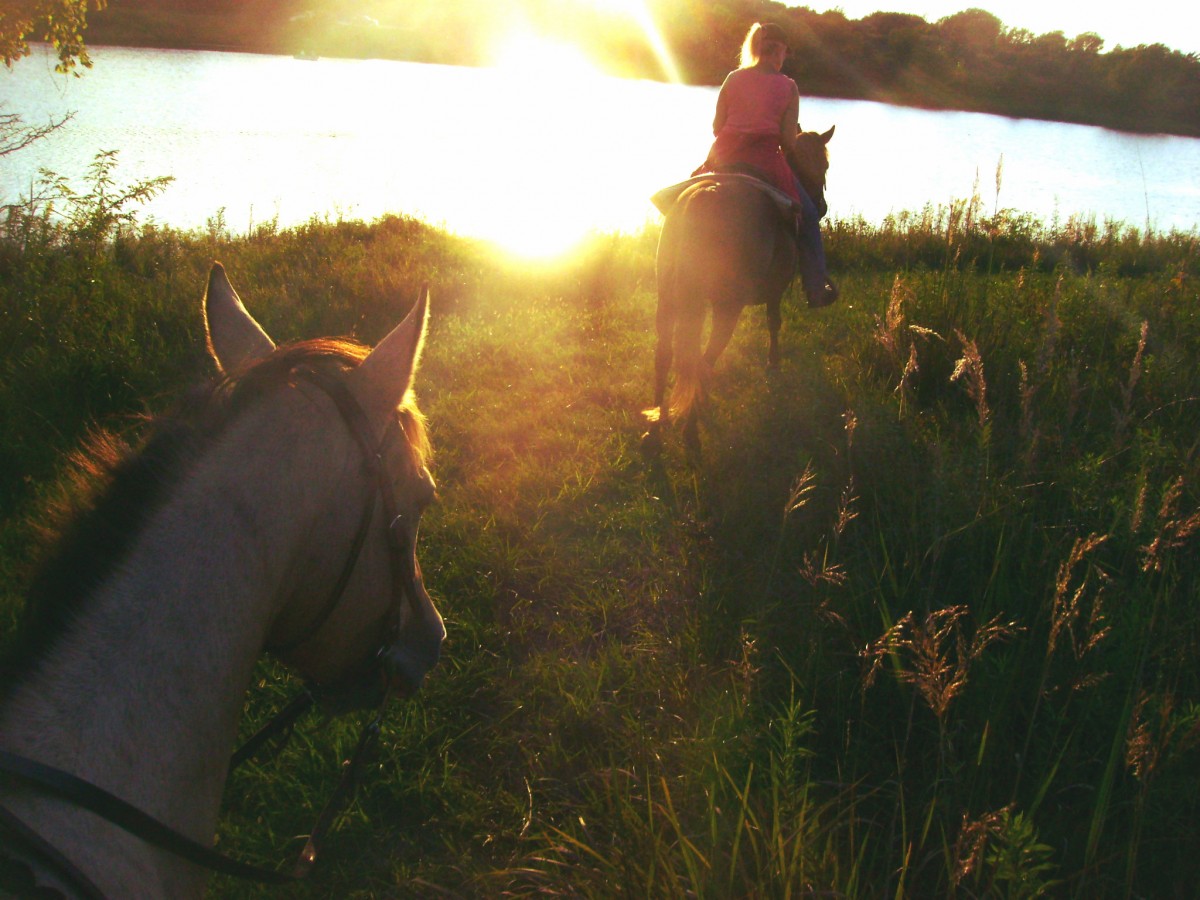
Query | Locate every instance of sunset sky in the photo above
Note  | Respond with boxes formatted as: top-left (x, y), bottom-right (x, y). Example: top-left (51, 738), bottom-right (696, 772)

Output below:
top-left (792, 1), bottom-right (1200, 56)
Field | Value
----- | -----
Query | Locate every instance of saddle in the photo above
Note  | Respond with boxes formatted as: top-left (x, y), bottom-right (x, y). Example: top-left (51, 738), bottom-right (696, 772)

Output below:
top-left (650, 167), bottom-right (802, 220)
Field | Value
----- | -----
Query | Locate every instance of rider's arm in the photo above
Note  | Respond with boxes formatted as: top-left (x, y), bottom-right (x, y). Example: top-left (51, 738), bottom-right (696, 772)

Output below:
top-left (778, 81), bottom-right (800, 154)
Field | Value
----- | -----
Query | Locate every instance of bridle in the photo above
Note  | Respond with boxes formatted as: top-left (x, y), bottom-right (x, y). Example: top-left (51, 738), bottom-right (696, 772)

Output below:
top-left (270, 364), bottom-right (439, 701)
top-left (0, 364), bottom-right (438, 896)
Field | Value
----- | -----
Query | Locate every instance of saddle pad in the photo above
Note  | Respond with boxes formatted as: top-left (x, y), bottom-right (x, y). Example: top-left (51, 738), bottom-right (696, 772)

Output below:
top-left (650, 173), bottom-right (801, 218)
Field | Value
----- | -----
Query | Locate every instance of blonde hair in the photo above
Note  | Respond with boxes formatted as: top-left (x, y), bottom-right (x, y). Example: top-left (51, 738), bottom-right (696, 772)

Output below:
top-left (739, 22), bottom-right (788, 68)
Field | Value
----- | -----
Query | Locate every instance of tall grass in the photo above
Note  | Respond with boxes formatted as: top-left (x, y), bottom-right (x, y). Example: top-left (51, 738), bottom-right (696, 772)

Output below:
top-left (2, 158), bottom-right (1199, 897)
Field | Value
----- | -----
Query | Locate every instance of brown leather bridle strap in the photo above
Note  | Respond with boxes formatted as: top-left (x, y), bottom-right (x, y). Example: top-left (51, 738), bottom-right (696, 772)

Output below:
top-left (265, 484), bottom-right (379, 655)
top-left (228, 688), bottom-right (316, 770)
top-left (298, 366), bottom-right (417, 598)
top-left (292, 700), bottom-right (388, 878)
top-left (266, 365), bottom-right (414, 657)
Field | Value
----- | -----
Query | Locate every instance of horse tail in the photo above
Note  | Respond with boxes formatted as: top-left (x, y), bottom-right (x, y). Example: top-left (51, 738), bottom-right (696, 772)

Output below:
top-left (641, 302), bottom-right (705, 424)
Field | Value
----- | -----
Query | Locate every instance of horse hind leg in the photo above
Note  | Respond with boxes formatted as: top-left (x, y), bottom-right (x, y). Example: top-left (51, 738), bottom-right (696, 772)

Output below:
top-left (643, 290), bottom-right (677, 427)
top-left (652, 316), bottom-right (673, 424)
top-left (640, 345), bottom-right (672, 457)
top-left (702, 301), bottom-right (743, 372)
top-left (766, 295), bottom-right (782, 370)
top-left (641, 287), bottom-right (677, 457)
top-left (683, 408), bottom-right (701, 458)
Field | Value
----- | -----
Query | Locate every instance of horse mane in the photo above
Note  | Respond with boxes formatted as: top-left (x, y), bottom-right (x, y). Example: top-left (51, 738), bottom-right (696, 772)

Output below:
top-left (0, 338), bottom-right (429, 697)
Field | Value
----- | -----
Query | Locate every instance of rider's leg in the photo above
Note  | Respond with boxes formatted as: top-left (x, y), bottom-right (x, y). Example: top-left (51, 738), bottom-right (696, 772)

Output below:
top-left (793, 181), bottom-right (837, 306)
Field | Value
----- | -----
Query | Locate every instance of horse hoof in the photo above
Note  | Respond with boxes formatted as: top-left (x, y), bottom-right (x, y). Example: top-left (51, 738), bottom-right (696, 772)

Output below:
top-left (640, 429), bottom-right (664, 457)
top-left (808, 282), bottom-right (839, 308)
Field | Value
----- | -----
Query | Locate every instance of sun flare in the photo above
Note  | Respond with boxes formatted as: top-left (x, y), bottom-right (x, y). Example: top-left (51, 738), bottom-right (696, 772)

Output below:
top-left (579, 0), bottom-right (644, 12)
top-left (437, 10), bottom-right (684, 261)
top-left (578, 0), bottom-right (682, 84)
top-left (459, 30), bottom-right (614, 259)
top-left (490, 30), bottom-right (603, 80)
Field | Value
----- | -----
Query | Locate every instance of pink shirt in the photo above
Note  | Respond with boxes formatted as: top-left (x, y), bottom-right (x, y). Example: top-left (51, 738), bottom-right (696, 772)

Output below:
top-left (715, 68), bottom-right (796, 136)
top-left (705, 67), bottom-right (802, 202)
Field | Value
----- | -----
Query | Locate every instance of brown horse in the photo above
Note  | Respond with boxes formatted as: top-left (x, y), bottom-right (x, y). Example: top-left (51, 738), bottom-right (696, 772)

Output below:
top-left (645, 126), bottom-right (835, 451)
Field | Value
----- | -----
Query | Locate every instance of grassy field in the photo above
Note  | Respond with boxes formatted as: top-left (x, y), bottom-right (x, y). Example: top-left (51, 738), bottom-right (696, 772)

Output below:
top-left (2, 168), bottom-right (1199, 897)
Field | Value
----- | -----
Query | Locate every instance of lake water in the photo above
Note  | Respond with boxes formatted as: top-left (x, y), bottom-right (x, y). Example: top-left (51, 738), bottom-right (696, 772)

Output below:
top-left (3, 43), bottom-right (1199, 256)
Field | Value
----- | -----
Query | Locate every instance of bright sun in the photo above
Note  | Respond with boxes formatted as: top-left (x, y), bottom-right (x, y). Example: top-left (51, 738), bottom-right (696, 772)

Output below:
top-left (441, 4), bottom-right (683, 261)
top-left (454, 30), bottom-right (613, 259)
top-left (580, 0), bottom-right (648, 14)
top-left (490, 30), bottom-right (604, 80)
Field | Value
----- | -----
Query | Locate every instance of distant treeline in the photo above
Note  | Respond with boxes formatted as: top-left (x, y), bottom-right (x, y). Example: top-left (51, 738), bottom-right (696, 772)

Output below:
top-left (85, 0), bottom-right (1200, 137)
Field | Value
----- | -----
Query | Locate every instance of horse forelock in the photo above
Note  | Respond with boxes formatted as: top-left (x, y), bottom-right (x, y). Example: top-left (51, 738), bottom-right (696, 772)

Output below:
top-left (0, 338), bottom-right (429, 696)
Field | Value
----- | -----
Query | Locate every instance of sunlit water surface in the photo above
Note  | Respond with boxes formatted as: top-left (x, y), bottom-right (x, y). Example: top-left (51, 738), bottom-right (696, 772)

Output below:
top-left (3, 44), bottom-right (1198, 257)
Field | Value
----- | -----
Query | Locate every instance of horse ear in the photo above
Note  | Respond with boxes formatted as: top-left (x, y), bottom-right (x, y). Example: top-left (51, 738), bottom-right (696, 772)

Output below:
top-left (820, 125), bottom-right (835, 143)
top-left (204, 263), bottom-right (276, 374)
top-left (348, 285), bottom-right (430, 420)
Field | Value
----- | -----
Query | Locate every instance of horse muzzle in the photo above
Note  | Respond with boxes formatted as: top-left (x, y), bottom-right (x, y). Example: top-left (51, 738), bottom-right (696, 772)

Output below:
top-left (379, 623), bottom-right (444, 698)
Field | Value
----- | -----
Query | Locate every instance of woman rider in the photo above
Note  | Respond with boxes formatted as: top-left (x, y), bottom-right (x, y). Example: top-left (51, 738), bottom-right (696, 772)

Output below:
top-left (700, 22), bottom-right (837, 306)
